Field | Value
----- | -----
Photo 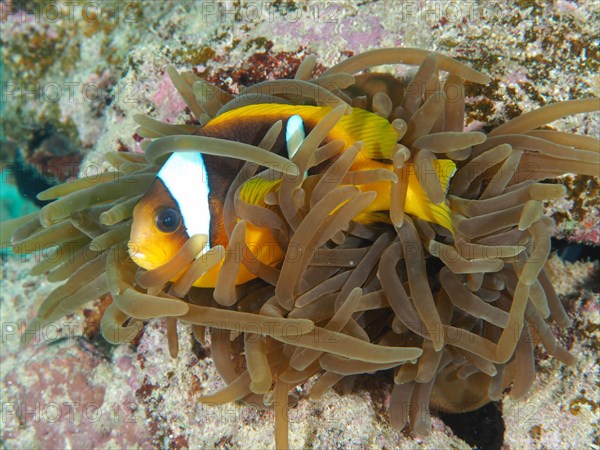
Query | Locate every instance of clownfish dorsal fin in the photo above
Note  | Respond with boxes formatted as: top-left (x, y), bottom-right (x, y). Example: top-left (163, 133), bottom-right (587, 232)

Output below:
top-left (285, 114), bottom-right (305, 159)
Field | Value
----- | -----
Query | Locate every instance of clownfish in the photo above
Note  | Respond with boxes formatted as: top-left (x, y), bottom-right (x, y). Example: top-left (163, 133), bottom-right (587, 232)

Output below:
top-left (128, 104), bottom-right (455, 287)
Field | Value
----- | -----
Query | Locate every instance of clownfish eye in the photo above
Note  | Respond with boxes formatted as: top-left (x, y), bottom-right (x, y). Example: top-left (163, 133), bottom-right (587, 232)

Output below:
top-left (154, 207), bottom-right (181, 233)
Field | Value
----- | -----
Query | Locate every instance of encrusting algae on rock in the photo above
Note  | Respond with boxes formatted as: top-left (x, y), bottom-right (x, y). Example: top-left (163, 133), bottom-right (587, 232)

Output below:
top-left (3, 48), bottom-right (599, 448)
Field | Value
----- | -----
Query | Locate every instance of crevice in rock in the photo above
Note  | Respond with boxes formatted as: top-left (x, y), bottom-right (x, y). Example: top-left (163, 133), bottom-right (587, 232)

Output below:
top-left (438, 401), bottom-right (505, 450)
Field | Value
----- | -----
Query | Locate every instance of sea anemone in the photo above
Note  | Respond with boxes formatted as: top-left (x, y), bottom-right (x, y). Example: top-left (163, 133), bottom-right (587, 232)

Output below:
top-left (5, 48), bottom-right (599, 448)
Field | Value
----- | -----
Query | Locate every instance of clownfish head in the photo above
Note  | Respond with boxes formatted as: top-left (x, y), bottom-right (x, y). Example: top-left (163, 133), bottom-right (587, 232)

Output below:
top-left (127, 110), bottom-right (307, 275)
top-left (128, 151), bottom-right (210, 271)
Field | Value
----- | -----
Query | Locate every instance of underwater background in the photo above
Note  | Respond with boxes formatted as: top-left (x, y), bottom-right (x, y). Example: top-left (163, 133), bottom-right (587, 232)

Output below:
top-left (1, 1), bottom-right (598, 449)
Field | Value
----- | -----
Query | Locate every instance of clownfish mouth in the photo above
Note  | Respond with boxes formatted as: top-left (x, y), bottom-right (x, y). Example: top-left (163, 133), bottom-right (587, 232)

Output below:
top-left (127, 241), bottom-right (164, 271)
top-left (127, 241), bottom-right (146, 265)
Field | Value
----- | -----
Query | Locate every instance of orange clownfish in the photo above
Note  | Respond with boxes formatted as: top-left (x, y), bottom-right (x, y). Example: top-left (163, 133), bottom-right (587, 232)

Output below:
top-left (128, 104), bottom-right (455, 288)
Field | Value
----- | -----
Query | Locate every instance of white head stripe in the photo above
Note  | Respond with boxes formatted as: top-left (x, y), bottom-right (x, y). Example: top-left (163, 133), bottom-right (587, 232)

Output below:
top-left (285, 114), bottom-right (305, 159)
top-left (157, 152), bottom-right (210, 238)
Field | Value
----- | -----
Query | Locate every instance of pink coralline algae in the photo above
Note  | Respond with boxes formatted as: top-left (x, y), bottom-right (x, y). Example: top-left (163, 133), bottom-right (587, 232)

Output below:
top-left (150, 72), bottom-right (188, 124)
top-left (2, 336), bottom-right (151, 448)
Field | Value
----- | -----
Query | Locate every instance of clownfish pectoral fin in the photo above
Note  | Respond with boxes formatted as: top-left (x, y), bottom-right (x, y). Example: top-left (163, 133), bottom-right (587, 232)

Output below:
top-left (238, 176), bottom-right (283, 206)
top-left (405, 159), bottom-right (456, 233)
top-left (286, 114), bottom-right (305, 159)
top-left (353, 211), bottom-right (392, 225)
